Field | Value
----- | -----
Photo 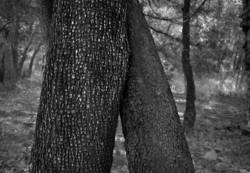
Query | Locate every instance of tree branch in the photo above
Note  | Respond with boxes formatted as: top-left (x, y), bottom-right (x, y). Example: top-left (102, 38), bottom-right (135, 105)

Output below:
top-left (149, 25), bottom-right (201, 47)
top-left (145, 13), bottom-right (183, 25)
top-left (191, 0), bottom-right (208, 19)
top-left (0, 21), bottom-right (12, 33)
top-left (149, 25), bottom-right (182, 43)
top-left (145, 13), bottom-right (202, 29)
top-left (146, 0), bottom-right (209, 24)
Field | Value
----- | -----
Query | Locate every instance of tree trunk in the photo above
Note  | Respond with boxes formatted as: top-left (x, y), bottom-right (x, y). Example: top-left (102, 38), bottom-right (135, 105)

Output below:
top-left (18, 33), bottom-right (34, 76)
top-left (0, 46), bottom-right (5, 83)
top-left (9, 21), bottom-right (19, 78)
top-left (23, 42), bottom-right (42, 78)
top-left (30, 0), bottom-right (129, 172)
top-left (0, 23), bottom-right (18, 88)
top-left (0, 41), bottom-right (16, 89)
top-left (241, 0), bottom-right (250, 128)
top-left (182, 0), bottom-right (196, 132)
top-left (120, 0), bottom-right (195, 172)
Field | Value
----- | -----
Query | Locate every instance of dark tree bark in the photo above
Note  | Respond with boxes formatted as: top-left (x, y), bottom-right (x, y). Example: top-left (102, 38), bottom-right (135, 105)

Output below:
top-left (0, 23), bottom-right (18, 88)
top-left (0, 2), bottom-right (20, 85)
top-left (3, 47), bottom-right (16, 88)
top-left (30, 0), bottom-right (129, 172)
top-left (10, 21), bottom-right (19, 78)
top-left (120, 0), bottom-right (195, 172)
top-left (18, 32), bottom-right (34, 76)
top-left (241, 0), bottom-right (250, 128)
top-left (0, 39), bottom-right (16, 89)
top-left (0, 45), bottom-right (5, 83)
top-left (182, 0), bottom-right (196, 132)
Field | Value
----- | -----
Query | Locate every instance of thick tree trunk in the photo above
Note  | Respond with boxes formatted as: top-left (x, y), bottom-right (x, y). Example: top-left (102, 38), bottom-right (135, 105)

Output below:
top-left (182, 0), bottom-right (196, 132)
top-left (120, 0), bottom-right (195, 172)
top-left (31, 0), bottom-right (129, 172)
top-left (241, 0), bottom-right (250, 128)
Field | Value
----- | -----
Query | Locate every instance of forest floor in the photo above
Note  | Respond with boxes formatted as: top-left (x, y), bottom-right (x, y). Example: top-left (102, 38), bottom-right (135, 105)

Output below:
top-left (0, 77), bottom-right (250, 173)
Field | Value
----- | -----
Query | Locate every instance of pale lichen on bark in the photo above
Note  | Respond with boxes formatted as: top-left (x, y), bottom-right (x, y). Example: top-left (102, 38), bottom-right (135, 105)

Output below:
top-left (31, 0), bottom-right (129, 172)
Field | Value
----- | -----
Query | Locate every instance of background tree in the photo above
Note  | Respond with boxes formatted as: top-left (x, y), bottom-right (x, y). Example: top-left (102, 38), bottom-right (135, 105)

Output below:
top-left (144, 0), bottom-right (243, 96)
top-left (0, 28), bottom-right (16, 88)
top-left (0, 0), bottom-right (43, 88)
top-left (182, 0), bottom-right (196, 132)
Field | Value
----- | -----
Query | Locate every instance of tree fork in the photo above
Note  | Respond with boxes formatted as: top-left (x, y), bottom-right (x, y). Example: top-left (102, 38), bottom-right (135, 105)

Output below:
top-left (120, 0), bottom-right (195, 172)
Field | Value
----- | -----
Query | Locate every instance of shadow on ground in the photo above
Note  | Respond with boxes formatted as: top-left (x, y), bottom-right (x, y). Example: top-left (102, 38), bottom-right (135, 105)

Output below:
top-left (0, 79), bottom-right (250, 173)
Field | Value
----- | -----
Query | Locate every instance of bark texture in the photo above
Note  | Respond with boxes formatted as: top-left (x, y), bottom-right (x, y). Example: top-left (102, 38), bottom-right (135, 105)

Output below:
top-left (31, 0), bottom-right (129, 172)
top-left (120, 0), bottom-right (195, 172)
top-left (241, 0), bottom-right (250, 128)
top-left (182, 0), bottom-right (196, 132)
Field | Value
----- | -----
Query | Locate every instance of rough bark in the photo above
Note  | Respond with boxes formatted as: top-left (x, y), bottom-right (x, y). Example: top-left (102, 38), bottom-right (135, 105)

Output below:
top-left (182, 0), bottom-right (196, 132)
top-left (30, 0), bottom-right (129, 172)
top-left (120, 0), bottom-right (195, 172)
top-left (241, 0), bottom-right (250, 128)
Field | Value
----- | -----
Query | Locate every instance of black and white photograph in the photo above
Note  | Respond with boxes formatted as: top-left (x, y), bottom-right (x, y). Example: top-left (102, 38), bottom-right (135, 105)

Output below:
top-left (0, 0), bottom-right (249, 172)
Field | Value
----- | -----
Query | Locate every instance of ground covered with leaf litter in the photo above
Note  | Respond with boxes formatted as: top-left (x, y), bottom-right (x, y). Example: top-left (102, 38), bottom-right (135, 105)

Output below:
top-left (0, 78), bottom-right (250, 173)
